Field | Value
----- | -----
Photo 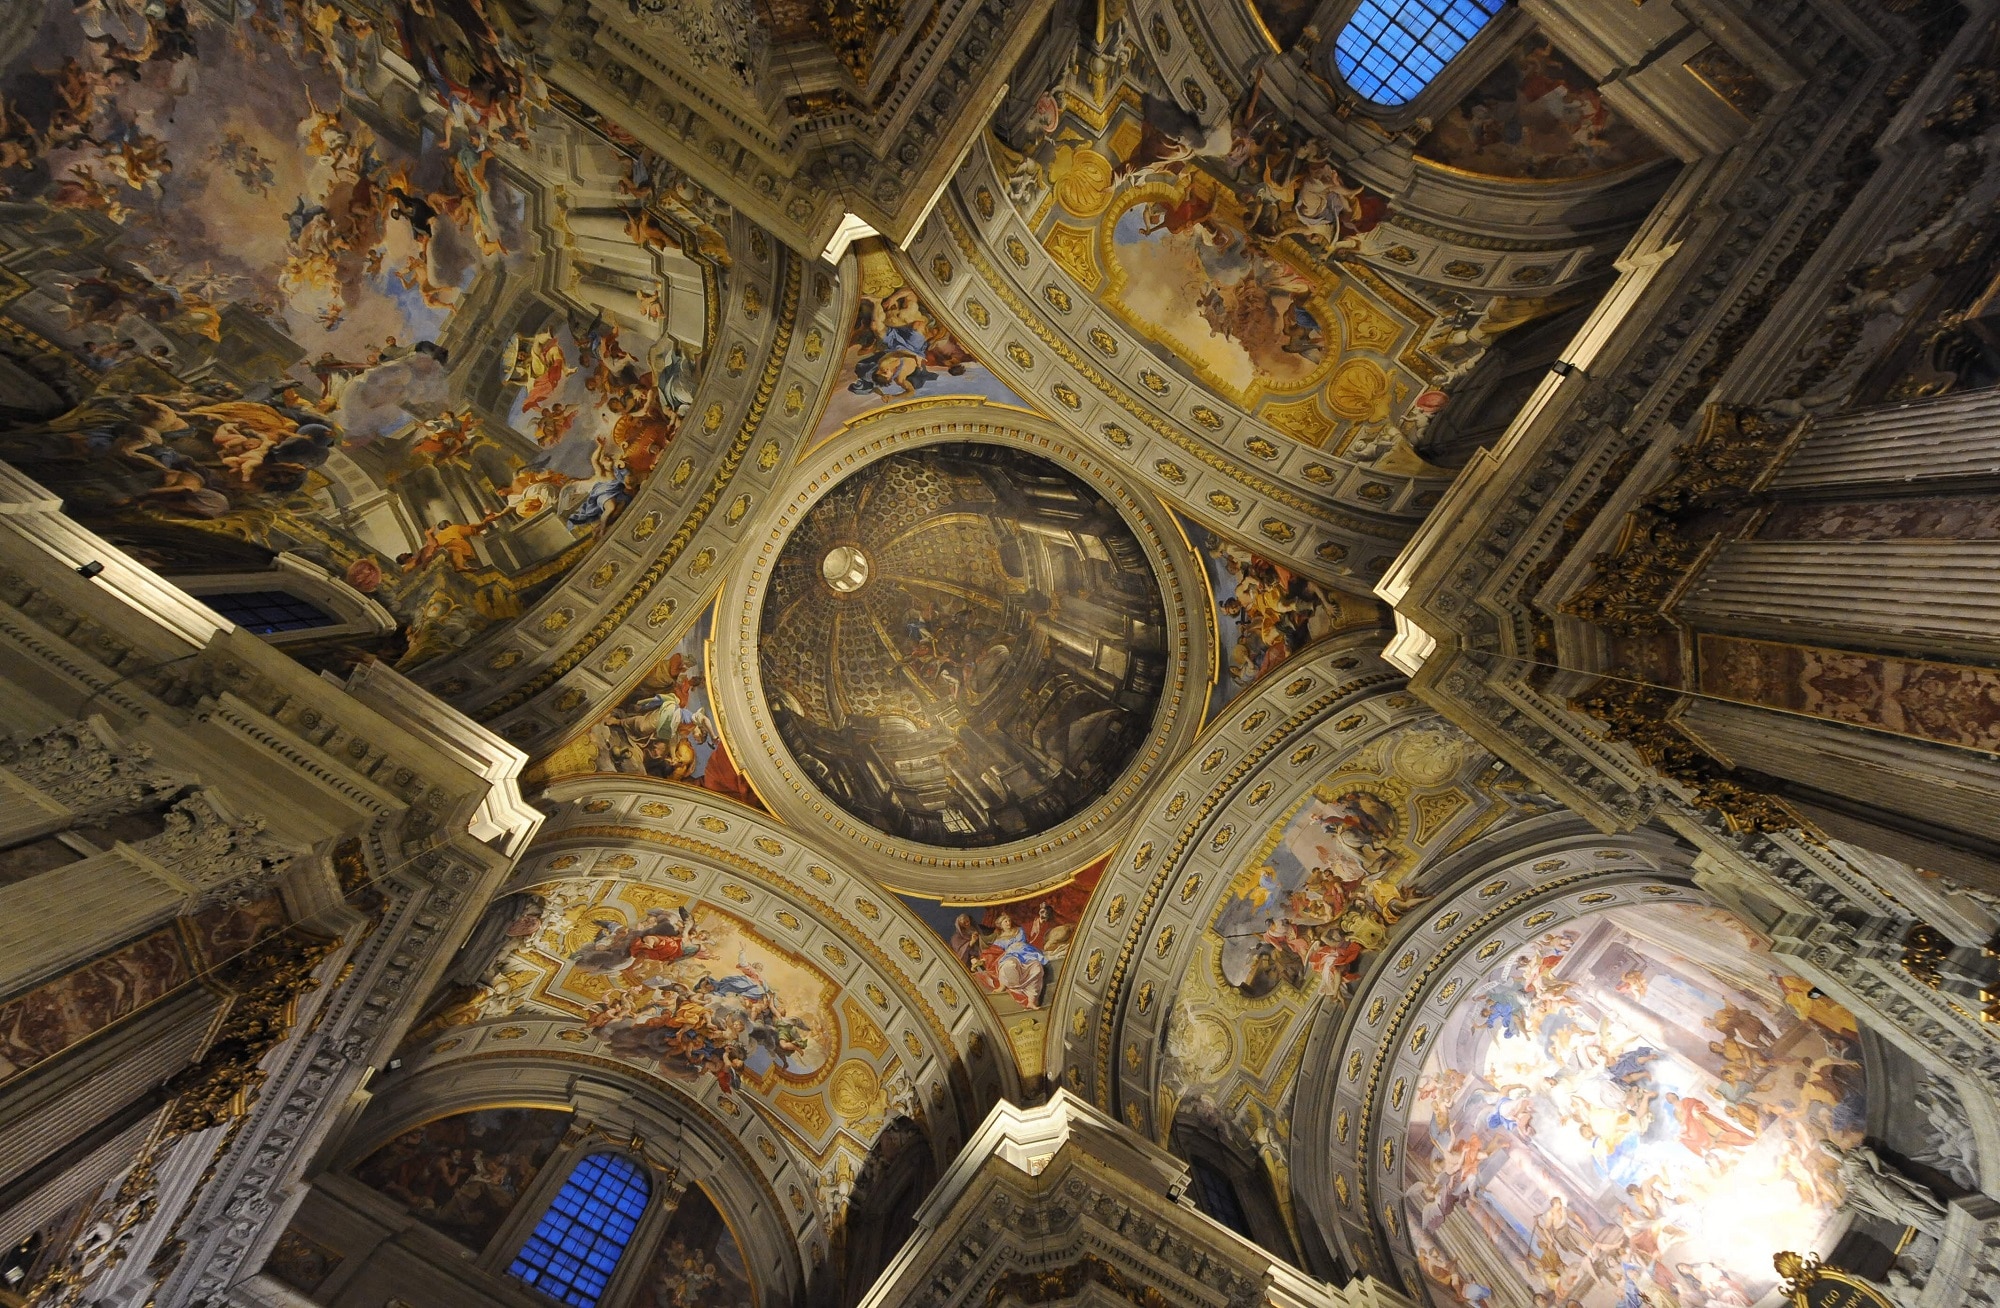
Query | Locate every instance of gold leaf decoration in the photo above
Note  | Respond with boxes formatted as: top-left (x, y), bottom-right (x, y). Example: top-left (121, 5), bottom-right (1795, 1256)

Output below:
top-left (1263, 396), bottom-right (1335, 447)
top-left (1042, 222), bottom-right (1099, 289)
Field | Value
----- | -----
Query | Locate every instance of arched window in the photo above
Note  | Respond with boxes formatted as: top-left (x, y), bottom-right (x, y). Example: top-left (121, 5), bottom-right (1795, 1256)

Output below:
top-left (506, 1153), bottom-right (651, 1308)
top-left (201, 589), bottom-right (339, 634)
top-left (1188, 1157), bottom-right (1254, 1240)
top-left (1333, 0), bottom-right (1505, 105)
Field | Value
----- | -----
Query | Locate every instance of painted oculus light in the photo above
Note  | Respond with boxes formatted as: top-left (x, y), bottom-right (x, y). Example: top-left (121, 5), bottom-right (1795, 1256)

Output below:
top-left (1402, 902), bottom-right (1865, 1308)
top-left (758, 443), bottom-right (1167, 848)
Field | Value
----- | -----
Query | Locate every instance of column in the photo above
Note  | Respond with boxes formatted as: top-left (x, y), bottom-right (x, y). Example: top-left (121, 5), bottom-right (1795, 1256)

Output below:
top-left (1771, 387), bottom-right (2000, 493)
top-left (1679, 540), bottom-right (2000, 660)
top-left (1660, 389), bottom-right (2000, 884)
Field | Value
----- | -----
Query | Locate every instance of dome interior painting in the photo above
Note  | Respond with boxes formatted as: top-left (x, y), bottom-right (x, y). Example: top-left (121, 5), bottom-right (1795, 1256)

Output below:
top-left (1404, 902), bottom-right (1865, 1308)
top-left (2, 2), bottom-right (1999, 1308)
top-left (0, 0), bottom-right (723, 671)
top-left (757, 442), bottom-right (1168, 849)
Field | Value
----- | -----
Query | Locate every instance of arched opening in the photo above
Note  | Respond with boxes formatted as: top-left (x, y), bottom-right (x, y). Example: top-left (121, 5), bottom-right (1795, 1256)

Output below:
top-left (1188, 1156), bottom-right (1255, 1240)
top-left (1169, 1116), bottom-right (1299, 1266)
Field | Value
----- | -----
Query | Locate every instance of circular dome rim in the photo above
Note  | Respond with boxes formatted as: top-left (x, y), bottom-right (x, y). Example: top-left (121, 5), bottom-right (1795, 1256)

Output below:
top-left (756, 439), bottom-right (1170, 851)
top-left (712, 405), bottom-right (1212, 897)
top-left (1290, 829), bottom-right (1869, 1299)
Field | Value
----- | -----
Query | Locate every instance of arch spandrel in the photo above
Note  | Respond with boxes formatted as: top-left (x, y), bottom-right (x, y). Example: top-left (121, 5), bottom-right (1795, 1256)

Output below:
top-left (913, 142), bottom-right (1430, 585)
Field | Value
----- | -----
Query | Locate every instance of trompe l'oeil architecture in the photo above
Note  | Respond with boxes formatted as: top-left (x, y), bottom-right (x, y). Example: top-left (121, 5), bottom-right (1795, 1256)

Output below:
top-left (0, 0), bottom-right (1996, 1306)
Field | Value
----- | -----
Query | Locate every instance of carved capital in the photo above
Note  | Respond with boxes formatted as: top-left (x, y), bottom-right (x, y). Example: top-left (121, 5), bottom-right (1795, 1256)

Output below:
top-left (133, 791), bottom-right (302, 908)
top-left (0, 717), bottom-right (183, 823)
top-left (1572, 680), bottom-right (1801, 833)
top-left (1558, 404), bottom-right (1806, 635)
top-left (162, 928), bottom-right (341, 1137)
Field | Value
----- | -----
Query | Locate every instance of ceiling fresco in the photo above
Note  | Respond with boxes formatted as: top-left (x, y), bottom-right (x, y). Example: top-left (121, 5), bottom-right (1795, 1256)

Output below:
top-left (1184, 515), bottom-right (1387, 714)
top-left (757, 441), bottom-right (1169, 849)
top-left (638, 1182), bottom-right (756, 1308)
top-left (1403, 902), bottom-right (1864, 1308)
top-left (990, 85), bottom-right (1587, 464)
top-left (1146, 712), bottom-right (1563, 1228)
top-left (419, 881), bottom-right (851, 1098)
top-left (805, 238), bottom-right (1031, 454)
top-left (1248, 0), bottom-right (1316, 52)
top-left (350, 1106), bottom-right (573, 1253)
top-left (898, 855), bottom-right (1107, 1015)
top-left (533, 601), bottom-right (764, 808)
top-left (1413, 33), bottom-right (1668, 181)
top-left (0, 0), bottom-right (723, 668)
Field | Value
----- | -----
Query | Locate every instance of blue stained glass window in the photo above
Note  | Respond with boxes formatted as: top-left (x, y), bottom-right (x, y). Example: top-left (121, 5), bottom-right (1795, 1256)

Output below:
top-left (1334, 0), bottom-right (1506, 105)
top-left (506, 1153), bottom-right (650, 1308)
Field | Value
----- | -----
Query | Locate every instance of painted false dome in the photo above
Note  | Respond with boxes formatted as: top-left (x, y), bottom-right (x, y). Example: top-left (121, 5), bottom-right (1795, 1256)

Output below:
top-left (1402, 901), bottom-right (1865, 1308)
top-left (757, 442), bottom-right (1167, 848)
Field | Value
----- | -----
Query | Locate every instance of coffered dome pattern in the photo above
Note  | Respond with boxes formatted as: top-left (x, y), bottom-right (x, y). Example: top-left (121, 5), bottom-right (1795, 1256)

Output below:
top-left (758, 443), bottom-right (1168, 848)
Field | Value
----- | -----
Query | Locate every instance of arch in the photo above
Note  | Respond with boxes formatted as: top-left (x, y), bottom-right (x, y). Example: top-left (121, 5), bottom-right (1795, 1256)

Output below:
top-left (1332, 0), bottom-right (1506, 106)
top-left (311, 1054), bottom-right (809, 1308)
top-left (506, 1152), bottom-right (652, 1308)
top-left (1290, 823), bottom-right (1879, 1303)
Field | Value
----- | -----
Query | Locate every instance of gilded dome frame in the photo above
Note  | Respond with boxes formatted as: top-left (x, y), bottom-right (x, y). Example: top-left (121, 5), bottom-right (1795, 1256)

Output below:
top-left (712, 402), bottom-right (1213, 898)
